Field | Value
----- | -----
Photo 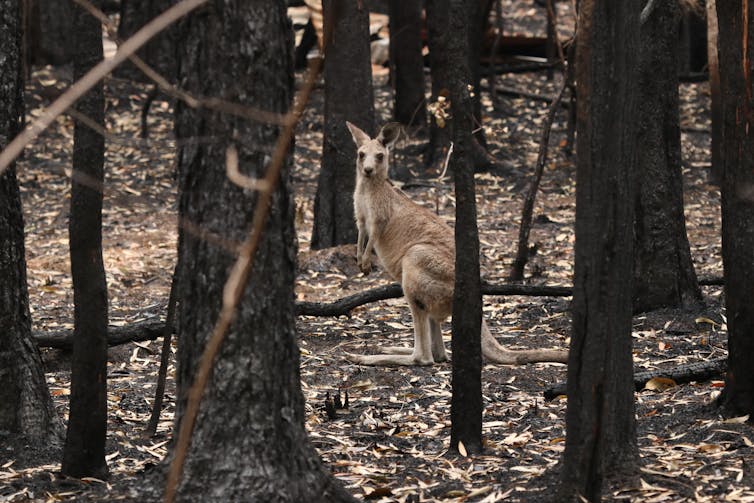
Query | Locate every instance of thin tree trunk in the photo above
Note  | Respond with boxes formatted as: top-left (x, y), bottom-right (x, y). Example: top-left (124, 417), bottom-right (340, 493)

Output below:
top-left (311, 0), bottom-right (375, 249)
top-left (706, 0), bottom-right (722, 185)
top-left (558, 1), bottom-right (640, 500)
top-left (62, 0), bottom-right (109, 480)
top-left (388, 0), bottom-right (426, 127)
top-left (0, 0), bottom-right (61, 449)
top-left (716, 0), bottom-right (754, 419)
top-left (449, 0), bottom-right (483, 456)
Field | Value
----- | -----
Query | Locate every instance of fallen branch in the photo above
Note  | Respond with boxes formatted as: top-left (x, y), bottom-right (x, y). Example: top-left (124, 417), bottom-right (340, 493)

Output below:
top-left (33, 277), bottom-right (723, 348)
top-left (296, 281), bottom-right (573, 317)
top-left (33, 319), bottom-right (172, 349)
top-left (543, 357), bottom-right (727, 400)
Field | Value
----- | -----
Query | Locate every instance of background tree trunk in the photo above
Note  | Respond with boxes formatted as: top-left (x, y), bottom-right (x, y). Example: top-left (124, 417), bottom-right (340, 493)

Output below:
top-left (61, 0), bottom-right (109, 480)
top-left (172, 2), bottom-right (354, 500)
top-left (559, 1), bottom-right (639, 500)
top-left (311, 0), bottom-right (375, 249)
top-left (25, 0), bottom-right (76, 66)
top-left (448, 0), bottom-right (483, 456)
top-left (424, 0), bottom-right (453, 171)
top-left (706, 0), bottom-right (722, 185)
top-left (116, 0), bottom-right (177, 81)
top-left (388, 0), bottom-right (426, 127)
top-left (633, 0), bottom-right (701, 313)
top-left (716, 0), bottom-right (754, 419)
top-left (0, 0), bottom-right (61, 449)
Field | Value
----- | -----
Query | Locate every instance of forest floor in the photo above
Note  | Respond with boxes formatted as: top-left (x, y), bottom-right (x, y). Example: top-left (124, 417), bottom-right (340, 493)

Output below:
top-left (5, 3), bottom-right (754, 503)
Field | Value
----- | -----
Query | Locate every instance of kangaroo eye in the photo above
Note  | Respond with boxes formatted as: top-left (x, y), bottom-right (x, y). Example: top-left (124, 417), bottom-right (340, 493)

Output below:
top-left (358, 151), bottom-right (365, 160)
top-left (375, 153), bottom-right (384, 162)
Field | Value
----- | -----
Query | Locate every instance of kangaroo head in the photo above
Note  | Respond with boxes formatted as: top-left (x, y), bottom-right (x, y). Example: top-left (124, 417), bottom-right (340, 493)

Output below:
top-left (346, 121), bottom-right (401, 180)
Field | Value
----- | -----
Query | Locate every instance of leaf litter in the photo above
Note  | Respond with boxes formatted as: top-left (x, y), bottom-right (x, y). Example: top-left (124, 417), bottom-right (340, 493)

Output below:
top-left (7, 2), bottom-right (753, 502)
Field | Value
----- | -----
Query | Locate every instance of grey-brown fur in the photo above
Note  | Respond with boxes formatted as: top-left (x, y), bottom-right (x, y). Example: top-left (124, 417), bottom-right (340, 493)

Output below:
top-left (346, 122), bottom-right (568, 366)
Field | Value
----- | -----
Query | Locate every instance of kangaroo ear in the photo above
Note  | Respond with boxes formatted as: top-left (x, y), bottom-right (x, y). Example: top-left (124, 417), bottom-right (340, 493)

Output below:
top-left (377, 122), bottom-right (402, 149)
top-left (346, 121), bottom-right (370, 148)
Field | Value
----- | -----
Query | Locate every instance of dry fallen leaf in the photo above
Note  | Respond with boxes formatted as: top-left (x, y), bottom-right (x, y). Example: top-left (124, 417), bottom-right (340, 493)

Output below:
top-left (644, 377), bottom-right (677, 392)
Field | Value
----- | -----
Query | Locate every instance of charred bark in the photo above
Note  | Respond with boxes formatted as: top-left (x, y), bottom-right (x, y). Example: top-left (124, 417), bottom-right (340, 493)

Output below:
top-left (171, 2), bottom-right (354, 500)
top-left (311, 0), bottom-right (375, 249)
top-left (447, 0), bottom-right (483, 456)
top-left (716, 0), bottom-right (754, 419)
top-left (0, 0), bottom-right (61, 450)
top-left (388, 0), bottom-right (426, 127)
top-left (62, 0), bottom-right (109, 480)
top-left (633, 0), bottom-right (701, 313)
top-left (558, 1), bottom-right (640, 500)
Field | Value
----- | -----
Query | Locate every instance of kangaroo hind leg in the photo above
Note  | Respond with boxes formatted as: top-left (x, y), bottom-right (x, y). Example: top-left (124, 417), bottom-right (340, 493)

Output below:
top-left (345, 301), bottom-right (434, 366)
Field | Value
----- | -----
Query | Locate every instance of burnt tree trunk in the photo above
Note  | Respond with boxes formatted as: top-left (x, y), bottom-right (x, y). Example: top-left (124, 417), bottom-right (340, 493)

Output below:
top-left (311, 0), bottom-right (375, 249)
top-left (116, 0), bottom-right (177, 81)
top-left (558, 1), bottom-right (639, 500)
top-left (426, 0), bottom-right (494, 173)
top-left (424, 0), bottom-right (453, 171)
top-left (388, 0), bottom-right (426, 127)
top-left (25, 0), bottom-right (76, 66)
top-left (633, 0), bottom-right (701, 313)
top-left (0, 0), bottom-right (61, 450)
top-left (716, 0), bottom-right (754, 419)
top-left (448, 0), bottom-right (483, 456)
top-left (171, 2), bottom-right (354, 500)
top-left (468, 0), bottom-right (489, 148)
top-left (61, 0), bottom-right (109, 480)
top-left (706, 0), bottom-right (722, 185)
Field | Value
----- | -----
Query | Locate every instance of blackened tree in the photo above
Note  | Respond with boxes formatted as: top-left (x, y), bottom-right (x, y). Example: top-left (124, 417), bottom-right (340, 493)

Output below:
top-left (170, 2), bottom-right (354, 500)
top-left (716, 0), bottom-right (754, 419)
top-left (633, 0), bottom-right (701, 313)
top-left (425, 0), bottom-right (493, 172)
top-left (116, 0), bottom-right (177, 81)
top-left (448, 0), bottom-right (483, 456)
top-left (388, 0), bottom-right (426, 127)
top-left (0, 0), bottom-right (61, 451)
top-left (706, 0), bottom-right (722, 185)
top-left (558, 1), bottom-right (640, 500)
top-left (61, 0), bottom-right (109, 479)
top-left (24, 0), bottom-right (76, 66)
top-left (311, 0), bottom-right (375, 249)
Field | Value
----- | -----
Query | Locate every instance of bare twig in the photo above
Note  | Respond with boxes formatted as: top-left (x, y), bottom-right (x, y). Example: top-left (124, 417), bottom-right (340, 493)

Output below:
top-left (144, 259), bottom-right (181, 438)
top-left (73, 0), bottom-right (289, 127)
top-left (509, 77), bottom-right (568, 281)
top-left (163, 58), bottom-right (323, 503)
top-left (640, 0), bottom-right (659, 25)
top-left (0, 0), bottom-right (209, 176)
top-left (225, 145), bottom-right (271, 191)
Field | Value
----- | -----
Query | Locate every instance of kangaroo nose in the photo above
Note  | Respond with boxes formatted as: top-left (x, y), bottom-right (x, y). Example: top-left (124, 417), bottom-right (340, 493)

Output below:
top-left (364, 166), bottom-right (373, 175)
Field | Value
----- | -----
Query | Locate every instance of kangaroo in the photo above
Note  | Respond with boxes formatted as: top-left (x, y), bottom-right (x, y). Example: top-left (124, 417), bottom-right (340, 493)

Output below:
top-left (346, 121), bottom-right (568, 366)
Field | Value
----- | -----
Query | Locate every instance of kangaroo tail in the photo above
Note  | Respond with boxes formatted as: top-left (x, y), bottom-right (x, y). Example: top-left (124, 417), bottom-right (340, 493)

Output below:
top-left (481, 320), bottom-right (568, 364)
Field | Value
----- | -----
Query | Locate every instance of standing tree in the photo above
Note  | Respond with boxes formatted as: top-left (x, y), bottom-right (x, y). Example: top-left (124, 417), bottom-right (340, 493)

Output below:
top-left (448, 0), bottom-right (483, 456)
top-left (116, 0), bottom-right (177, 81)
top-left (311, 0), bottom-right (375, 249)
top-left (388, 0), bottom-right (426, 127)
top-left (716, 0), bottom-right (754, 418)
top-left (169, 2), bottom-right (354, 500)
top-left (0, 0), bottom-right (61, 450)
top-left (633, 0), bottom-right (702, 313)
top-left (706, 0), bottom-right (722, 185)
top-left (558, 1), bottom-right (639, 500)
top-left (425, 0), bottom-right (494, 172)
top-left (424, 0), bottom-right (453, 171)
top-left (61, 0), bottom-right (109, 479)
top-left (24, 0), bottom-right (76, 66)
